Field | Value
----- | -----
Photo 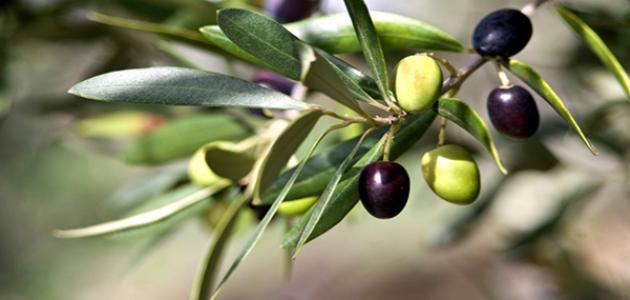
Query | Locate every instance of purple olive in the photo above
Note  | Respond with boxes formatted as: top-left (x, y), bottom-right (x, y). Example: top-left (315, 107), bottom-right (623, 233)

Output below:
top-left (487, 85), bottom-right (539, 138)
top-left (472, 9), bottom-right (532, 58)
top-left (359, 161), bottom-right (410, 219)
top-left (253, 70), bottom-right (295, 96)
top-left (264, 0), bottom-right (319, 23)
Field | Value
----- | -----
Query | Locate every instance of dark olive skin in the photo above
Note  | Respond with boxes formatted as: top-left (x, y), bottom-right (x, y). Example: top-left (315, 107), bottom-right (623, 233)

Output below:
top-left (487, 85), bottom-right (540, 138)
top-left (358, 161), bottom-right (410, 219)
top-left (472, 9), bottom-right (532, 58)
top-left (264, 0), bottom-right (319, 23)
top-left (250, 70), bottom-right (296, 117)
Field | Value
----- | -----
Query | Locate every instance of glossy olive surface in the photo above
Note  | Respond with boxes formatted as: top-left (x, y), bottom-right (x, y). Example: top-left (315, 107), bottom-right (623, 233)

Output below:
top-left (421, 145), bottom-right (480, 205)
top-left (472, 8), bottom-right (532, 58)
top-left (394, 54), bottom-right (443, 114)
top-left (264, 0), bottom-right (319, 23)
top-left (487, 85), bottom-right (539, 138)
top-left (359, 161), bottom-right (410, 219)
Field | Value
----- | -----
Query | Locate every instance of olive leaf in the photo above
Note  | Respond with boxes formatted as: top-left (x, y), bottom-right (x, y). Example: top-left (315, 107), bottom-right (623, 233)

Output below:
top-left (504, 59), bottom-right (598, 155)
top-left (217, 8), bottom-right (313, 81)
top-left (253, 110), bottom-right (324, 205)
top-left (202, 141), bottom-right (257, 182)
top-left (303, 48), bottom-right (372, 115)
top-left (53, 182), bottom-right (229, 239)
top-left (69, 67), bottom-right (308, 110)
top-left (556, 6), bottom-right (630, 99)
top-left (260, 132), bottom-right (383, 205)
top-left (343, 0), bottom-right (391, 102)
top-left (292, 127), bottom-right (375, 257)
top-left (437, 98), bottom-right (508, 175)
top-left (209, 124), bottom-right (345, 300)
top-left (288, 12), bottom-right (463, 53)
top-left (123, 114), bottom-right (250, 165)
top-left (283, 110), bottom-right (437, 248)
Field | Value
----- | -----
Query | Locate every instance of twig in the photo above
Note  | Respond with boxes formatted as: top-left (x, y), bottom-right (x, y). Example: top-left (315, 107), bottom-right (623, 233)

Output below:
top-left (521, 0), bottom-right (552, 17)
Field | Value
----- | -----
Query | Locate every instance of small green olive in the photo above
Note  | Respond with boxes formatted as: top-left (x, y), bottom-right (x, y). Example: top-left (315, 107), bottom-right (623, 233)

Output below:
top-left (278, 196), bottom-right (318, 217)
top-left (188, 147), bottom-right (221, 186)
top-left (394, 54), bottom-right (443, 114)
top-left (421, 144), bottom-right (480, 205)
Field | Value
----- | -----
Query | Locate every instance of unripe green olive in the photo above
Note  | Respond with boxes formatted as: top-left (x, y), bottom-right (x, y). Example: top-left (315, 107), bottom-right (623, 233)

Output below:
top-left (421, 144), bottom-right (480, 205)
top-left (394, 54), bottom-right (443, 114)
top-left (278, 196), bottom-right (318, 217)
top-left (188, 147), bottom-right (221, 186)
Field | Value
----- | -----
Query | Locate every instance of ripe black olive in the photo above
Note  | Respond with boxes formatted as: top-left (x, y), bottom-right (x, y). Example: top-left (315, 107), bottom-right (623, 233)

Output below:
top-left (487, 85), bottom-right (539, 138)
top-left (264, 0), bottom-right (319, 23)
top-left (358, 161), bottom-right (410, 219)
top-left (472, 9), bottom-right (532, 58)
top-left (252, 70), bottom-right (295, 96)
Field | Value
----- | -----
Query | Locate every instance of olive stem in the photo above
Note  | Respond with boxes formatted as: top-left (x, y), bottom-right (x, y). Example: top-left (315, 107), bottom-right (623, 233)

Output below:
top-left (438, 117), bottom-right (448, 146)
top-left (494, 61), bottom-right (512, 87)
top-left (425, 52), bottom-right (458, 77)
top-left (521, 0), bottom-right (551, 17)
top-left (383, 123), bottom-right (400, 161)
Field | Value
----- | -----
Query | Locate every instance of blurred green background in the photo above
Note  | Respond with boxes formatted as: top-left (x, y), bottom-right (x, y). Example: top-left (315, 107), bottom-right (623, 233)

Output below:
top-left (2, 0), bottom-right (630, 299)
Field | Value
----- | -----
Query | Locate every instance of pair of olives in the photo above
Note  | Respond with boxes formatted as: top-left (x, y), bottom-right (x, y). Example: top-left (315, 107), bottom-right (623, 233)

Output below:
top-left (359, 145), bottom-right (480, 219)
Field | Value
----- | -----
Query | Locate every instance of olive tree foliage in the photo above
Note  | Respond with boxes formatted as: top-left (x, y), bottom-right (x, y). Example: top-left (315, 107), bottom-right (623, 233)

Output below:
top-left (9, 0), bottom-right (624, 298)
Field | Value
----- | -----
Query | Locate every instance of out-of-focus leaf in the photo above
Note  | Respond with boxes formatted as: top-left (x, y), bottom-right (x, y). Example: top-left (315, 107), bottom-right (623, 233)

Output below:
top-left (508, 182), bottom-right (601, 250)
top-left (217, 8), bottom-right (313, 81)
top-left (0, 91), bottom-right (9, 118)
top-left (254, 111), bottom-right (323, 204)
top-left (190, 192), bottom-right (249, 300)
top-left (69, 67), bottom-right (308, 111)
top-left (77, 111), bottom-right (166, 139)
top-left (203, 141), bottom-right (256, 181)
top-left (89, 12), bottom-right (212, 48)
top-left (303, 48), bottom-right (370, 114)
top-left (504, 59), bottom-right (597, 155)
top-left (123, 114), bottom-right (250, 165)
top-left (106, 163), bottom-right (188, 214)
top-left (53, 182), bottom-right (229, 239)
top-left (556, 6), bottom-right (630, 99)
top-left (289, 12), bottom-right (463, 53)
top-left (283, 110), bottom-right (437, 247)
top-left (343, 0), bottom-right (390, 102)
top-left (209, 124), bottom-right (339, 300)
top-left (292, 127), bottom-right (374, 257)
top-left (437, 98), bottom-right (508, 175)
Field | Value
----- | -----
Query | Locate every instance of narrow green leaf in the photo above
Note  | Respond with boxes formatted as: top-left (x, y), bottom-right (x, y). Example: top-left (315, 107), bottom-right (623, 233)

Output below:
top-left (199, 26), bottom-right (382, 100)
top-left (123, 114), bottom-right (250, 165)
top-left (343, 0), bottom-right (390, 101)
top-left (210, 125), bottom-right (340, 300)
top-left (303, 48), bottom-right (371, 114)
top-left (254, 110), bottom-right (324, 204)
top-left (69, 67), bottom-right (307, 110)
top-left (283, 110), bottom-right (437, 247)
top-left (293, 127), bottom-right (374, 257)
top-left (260, 132), bottom-right (383, 205)
top-left (190, 192), bottom-right (250, 300)
top-left (217, 8), bottom-right (312, 80)
top-left (53, 181), bottom-right (229, 239)
top-left (288, 12), bottom-right (463, 53)
top-left (556, 6), bottom-right (630, 99)
top-left (437, 98), bottom-right (508, 175)
top-left (504, 59), bottom-right (597, 155)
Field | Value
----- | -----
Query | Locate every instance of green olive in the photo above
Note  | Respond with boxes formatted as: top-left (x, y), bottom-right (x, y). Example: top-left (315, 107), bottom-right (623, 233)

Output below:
top-left (394, 54), bottom-right (443, 114)
top-left (188, 147), bottom-right (221, 186)
top-left (278, 196), bottom-right (318, 217)
top-left (421, 144), bottom-right (480, 205)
